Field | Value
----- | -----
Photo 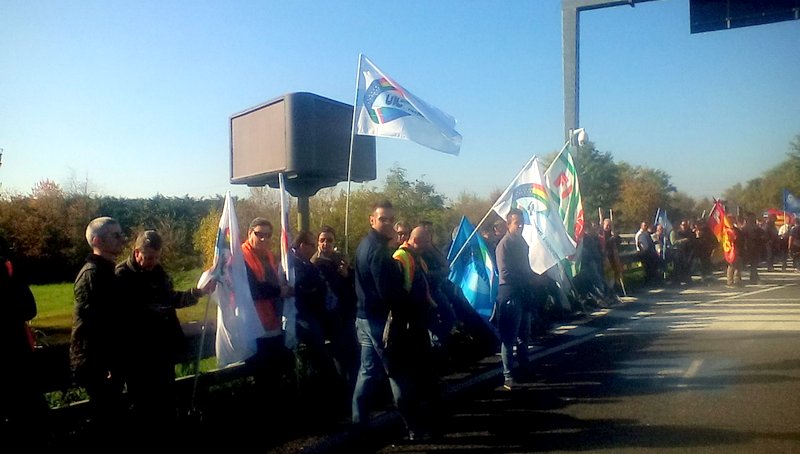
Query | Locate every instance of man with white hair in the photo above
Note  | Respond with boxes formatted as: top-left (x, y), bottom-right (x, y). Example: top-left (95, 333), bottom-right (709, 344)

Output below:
top-left (70, 216), bottom-right (126, 439)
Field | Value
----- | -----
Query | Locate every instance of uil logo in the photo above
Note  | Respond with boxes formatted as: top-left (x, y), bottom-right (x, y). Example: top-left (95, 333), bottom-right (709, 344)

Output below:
top-left (511, 183), bottom-right (549, 225)
top-left (362, 76), bottom-right (421, 124)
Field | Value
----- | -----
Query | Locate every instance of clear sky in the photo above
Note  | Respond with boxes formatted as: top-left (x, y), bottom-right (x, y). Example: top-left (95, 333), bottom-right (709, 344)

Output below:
top-left (2, 1), bottom-right (798, 202)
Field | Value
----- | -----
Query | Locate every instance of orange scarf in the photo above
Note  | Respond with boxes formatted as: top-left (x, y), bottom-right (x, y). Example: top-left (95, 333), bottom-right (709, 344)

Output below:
top-left (241, 241), bottom-right (277, 282)
top-left (241, 241), bottom-right (282, 335)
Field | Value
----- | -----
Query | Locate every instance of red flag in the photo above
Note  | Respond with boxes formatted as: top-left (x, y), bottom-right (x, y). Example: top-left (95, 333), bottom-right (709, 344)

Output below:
top-left (708, 200), bottom-right (738, 264)
top-left (707, 200), bottom-right (726, 242)
top-left (721, 218), bottom-right (737, 265)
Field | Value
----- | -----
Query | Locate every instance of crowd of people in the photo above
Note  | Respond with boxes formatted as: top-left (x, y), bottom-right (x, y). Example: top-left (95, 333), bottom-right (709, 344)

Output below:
top-left (633, 212), bottom-right (800, 289)
top-left (4, 204), bottom-right (800, 446)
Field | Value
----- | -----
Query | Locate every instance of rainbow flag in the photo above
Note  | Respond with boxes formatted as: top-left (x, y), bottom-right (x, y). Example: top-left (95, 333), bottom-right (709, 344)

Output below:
top-left (354, 54), bottom-right (462, 155)
top-left (492, 155), bottom-right (576, 274)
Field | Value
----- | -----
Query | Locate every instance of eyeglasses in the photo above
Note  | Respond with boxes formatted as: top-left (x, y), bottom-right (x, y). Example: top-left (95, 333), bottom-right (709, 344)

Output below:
top-left (396, 231), bottom-right (409, 237)
top-left (253, 231), bottom-right (271, 239)
top-left (319, 238), bottom-right (335, 243)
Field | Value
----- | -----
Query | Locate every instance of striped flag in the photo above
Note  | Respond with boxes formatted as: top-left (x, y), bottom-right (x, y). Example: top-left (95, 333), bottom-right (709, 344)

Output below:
top-left (354, 54), bottom-right (462, 155)
top-left (544, 145), bottom-right (584, 246)
top-left (544, 144), bottom-right (584, 279)
top-left (492, 155), bottom-right (576, 274)
top-left (197, 191), bottom-right (264, 367)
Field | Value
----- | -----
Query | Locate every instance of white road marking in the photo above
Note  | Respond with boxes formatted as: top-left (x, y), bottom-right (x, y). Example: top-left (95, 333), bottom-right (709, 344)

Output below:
top-left (683, 359), bottom-right (704, 378)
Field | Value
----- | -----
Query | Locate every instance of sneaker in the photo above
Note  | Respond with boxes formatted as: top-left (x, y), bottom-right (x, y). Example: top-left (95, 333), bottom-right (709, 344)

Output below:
top-left (503, 378), bottom-right (516, 390)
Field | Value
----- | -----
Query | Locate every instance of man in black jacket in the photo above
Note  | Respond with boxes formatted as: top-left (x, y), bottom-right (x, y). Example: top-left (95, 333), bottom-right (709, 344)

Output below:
top-left (70, 216), bottom-right (126, 439)
top-left (351, 200), bottom-right (408, 436)
top-left (115, 230), bottom-right (210, 436)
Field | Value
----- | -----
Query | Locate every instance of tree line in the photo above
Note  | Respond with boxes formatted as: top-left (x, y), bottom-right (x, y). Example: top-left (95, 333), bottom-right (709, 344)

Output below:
top-left (2, 136), bottom-right (798, 284)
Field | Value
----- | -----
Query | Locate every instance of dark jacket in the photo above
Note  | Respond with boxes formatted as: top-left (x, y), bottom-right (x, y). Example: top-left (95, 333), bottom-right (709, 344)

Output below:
top-left (291, 251), bottom-right (327, 328)
top-left (115, 255), bottom-right (198, 366)
top-left (70, 254), bottom-right (122, 385)
top-left (354, 229), bottom-right (403, 321)
top-left (0, 257), bottom-right (36, 362)
top-left (311, 250), bottom-right (356, 319)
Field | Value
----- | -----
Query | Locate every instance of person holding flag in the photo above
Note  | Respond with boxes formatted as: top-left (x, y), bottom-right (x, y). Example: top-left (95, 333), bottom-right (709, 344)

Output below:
top-left (635, 221), bottom-right (659, 285)
top-left (115, 230), bottom-right (214, 439)
top-left (492, 208), bottom-right (536, 390)
top-left (240, 217), bottom-right (293, 402)
top-left (724, 215), bottom-right (744, 287)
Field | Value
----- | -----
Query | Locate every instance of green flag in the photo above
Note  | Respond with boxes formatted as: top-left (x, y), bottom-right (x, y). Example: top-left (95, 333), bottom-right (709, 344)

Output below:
top-left (544, 145), bottom-right (584, 275)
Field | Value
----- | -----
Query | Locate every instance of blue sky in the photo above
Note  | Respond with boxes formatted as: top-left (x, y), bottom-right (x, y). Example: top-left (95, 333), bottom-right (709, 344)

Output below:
top-left (2, 1), bottom-right (798, 203)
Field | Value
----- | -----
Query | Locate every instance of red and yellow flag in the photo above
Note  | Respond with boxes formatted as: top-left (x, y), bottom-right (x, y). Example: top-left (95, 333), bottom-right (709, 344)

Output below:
top-left (708, 200), bottom-right (737, 264)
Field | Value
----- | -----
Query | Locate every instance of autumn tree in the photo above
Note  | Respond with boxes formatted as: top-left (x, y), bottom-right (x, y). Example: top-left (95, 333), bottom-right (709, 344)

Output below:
top-left (572, 142), bottom-right (620, 225)
top-left (612, 164), bottom-right (675, 230)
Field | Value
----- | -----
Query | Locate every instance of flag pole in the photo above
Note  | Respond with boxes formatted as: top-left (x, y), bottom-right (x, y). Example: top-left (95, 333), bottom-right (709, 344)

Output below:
top-left (344, 54), bottom-right (363, 256)
top-left (447, 153), bottom-right (536, 268)
top-left (190, 288), bottom-right (213, 414)
top-left (449, 136), bottom-right (574, 268)
top-left (608, 208), bottom-right (627, 297)
top-left (190, 191), bottom-right (230, 413)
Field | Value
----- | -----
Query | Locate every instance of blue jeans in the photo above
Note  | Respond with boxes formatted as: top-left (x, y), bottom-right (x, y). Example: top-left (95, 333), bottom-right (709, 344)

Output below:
top-left (496, 299), bottom-right (531, 380)
top-left (351, 317), bottom-right (410, 427)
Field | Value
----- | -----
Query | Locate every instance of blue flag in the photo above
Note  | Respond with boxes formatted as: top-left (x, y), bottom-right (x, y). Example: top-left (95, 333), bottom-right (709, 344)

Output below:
top-left (447, 216), bottom-right (498, 320)
top-left (784, 189), bottom-right (800, 215)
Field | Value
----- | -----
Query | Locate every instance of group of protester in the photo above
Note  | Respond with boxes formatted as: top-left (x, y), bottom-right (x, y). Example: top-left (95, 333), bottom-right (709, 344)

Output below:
top-left (7, 203), bottom-right (800, 446)
top-left (238, 202), bottom-right (479, 441)
top-left (635, 212), bottom-right (800, 288)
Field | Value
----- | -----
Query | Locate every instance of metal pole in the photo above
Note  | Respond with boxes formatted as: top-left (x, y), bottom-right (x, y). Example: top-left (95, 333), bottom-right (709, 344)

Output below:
top-left (562, 0), bottom-right (659, 141)
top-left (297, 196), bottom-right (310, 232)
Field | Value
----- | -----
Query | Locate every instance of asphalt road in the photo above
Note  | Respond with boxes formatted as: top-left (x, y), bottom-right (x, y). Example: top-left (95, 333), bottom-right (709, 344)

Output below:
top-left (364, 270), bottom-right (800, 453)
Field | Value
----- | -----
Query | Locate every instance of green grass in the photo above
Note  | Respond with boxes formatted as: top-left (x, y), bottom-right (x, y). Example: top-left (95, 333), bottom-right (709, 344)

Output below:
top-left (30, 282), bottom-right (74, 346)
top-left (29, 268), bottom-right (218, 347)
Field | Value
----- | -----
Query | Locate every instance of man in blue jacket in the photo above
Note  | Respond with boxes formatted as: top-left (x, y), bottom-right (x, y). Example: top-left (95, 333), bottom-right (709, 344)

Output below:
top-left (351, 200), bottom-right (412, 438)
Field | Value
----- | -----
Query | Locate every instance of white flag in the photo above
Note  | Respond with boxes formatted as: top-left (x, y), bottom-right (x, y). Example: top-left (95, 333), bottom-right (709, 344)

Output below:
top-left (492, 156), bottom-right (577, 274)
top-left (355, 54), bottom-right (462, 155)
top-left (197, 191), bottom-right (265, 367)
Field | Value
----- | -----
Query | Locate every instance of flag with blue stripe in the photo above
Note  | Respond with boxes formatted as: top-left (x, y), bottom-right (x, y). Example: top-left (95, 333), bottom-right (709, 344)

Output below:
top-left (447, 216), bottom-right (498, 320)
